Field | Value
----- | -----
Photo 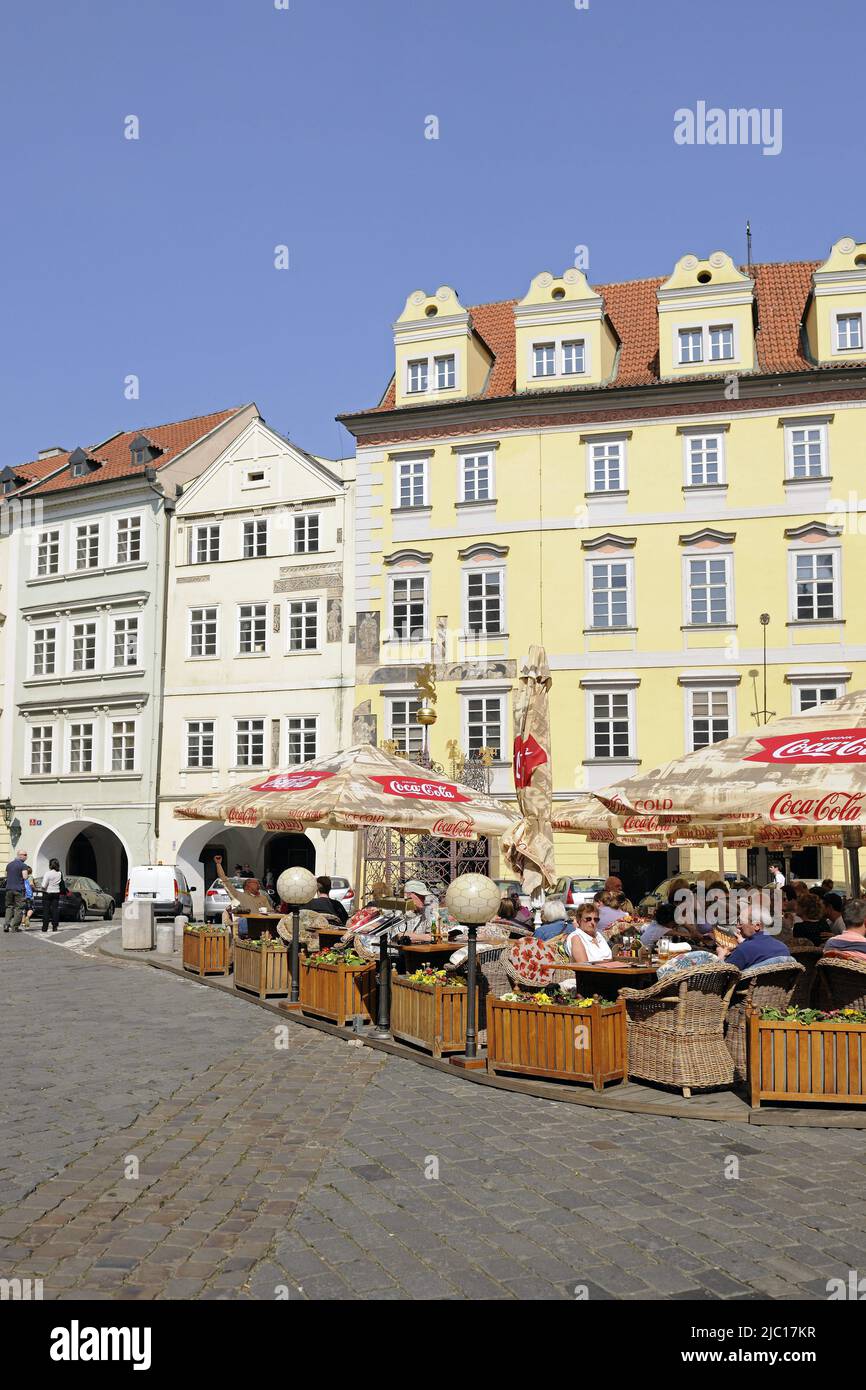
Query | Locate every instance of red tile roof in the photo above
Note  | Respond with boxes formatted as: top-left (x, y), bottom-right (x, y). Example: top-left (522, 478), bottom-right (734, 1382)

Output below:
top-left (8, 407), bottom-right (250, 497)
top-left (364, 260), bottom-right (822, 416)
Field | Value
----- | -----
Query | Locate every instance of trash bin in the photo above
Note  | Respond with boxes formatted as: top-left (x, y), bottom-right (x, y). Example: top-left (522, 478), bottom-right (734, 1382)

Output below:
top-left (174, 914), bottom-right (188, 950)
top-left (121, 899), bottom-right (154, 951)
top-left (155, 922), bottom-right (174, 955)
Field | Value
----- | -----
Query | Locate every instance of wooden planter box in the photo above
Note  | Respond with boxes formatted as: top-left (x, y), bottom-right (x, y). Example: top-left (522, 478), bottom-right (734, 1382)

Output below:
top-left (299, 959), bottom-right (377, 1026)
top-left (487, 997), bottom-right (627, 1090)
top-left (234, 939), bottom-right (291, 999)
top-left (390, 976), bottom-right (475, 1058)
top-left (183, 926), bottom-right (231, 977)
top-left (748, 1011), bottom-right (866, 1106)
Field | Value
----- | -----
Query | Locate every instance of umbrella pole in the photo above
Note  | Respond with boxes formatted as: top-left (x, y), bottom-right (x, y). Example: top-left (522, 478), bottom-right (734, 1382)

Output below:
top-left (717, 830), bottom-right (725, 877)
top-left (848, 845), bottom-right (861, 897)
top-left (374, 932), bottom-right (391, 1038)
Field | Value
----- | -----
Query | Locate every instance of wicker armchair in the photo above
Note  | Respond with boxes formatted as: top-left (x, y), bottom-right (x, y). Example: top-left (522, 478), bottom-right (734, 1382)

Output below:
top-left (814, 954), bottom-right (866, 1011)
top-left (446, 942), bottom-right (511, 1027)
top-left (724, 958), bottom-right (804, 1083)
top-left (620, 963), bottom-right (740, 1097)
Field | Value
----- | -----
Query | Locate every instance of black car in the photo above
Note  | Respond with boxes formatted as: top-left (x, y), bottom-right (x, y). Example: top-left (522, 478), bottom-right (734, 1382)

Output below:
top-left (0, 875), bottom-right (88, 923)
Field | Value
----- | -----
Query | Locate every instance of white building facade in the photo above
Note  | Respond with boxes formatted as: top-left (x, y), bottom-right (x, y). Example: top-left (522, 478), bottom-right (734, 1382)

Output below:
top-left (156, 418), bottom-right (356, 898)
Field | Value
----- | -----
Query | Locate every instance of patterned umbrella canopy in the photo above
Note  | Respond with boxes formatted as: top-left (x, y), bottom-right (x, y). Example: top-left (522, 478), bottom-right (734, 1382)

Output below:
top-left (502, 645), bottom-right (557, 896)
top-left (591, 690), bottom-right (866, 844)
top-left (174, 743), bottom-right (516, 840)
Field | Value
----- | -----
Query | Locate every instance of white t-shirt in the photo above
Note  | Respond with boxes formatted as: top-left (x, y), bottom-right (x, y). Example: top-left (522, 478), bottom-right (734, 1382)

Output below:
top-left (569, 926), bottom-right (613, 963)
top-left (41, 869), bottom-right (62, 894)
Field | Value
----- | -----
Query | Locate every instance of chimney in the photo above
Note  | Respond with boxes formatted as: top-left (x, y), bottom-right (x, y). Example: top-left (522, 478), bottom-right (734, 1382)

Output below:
top-left (37, 447), bottom-right (65, 460)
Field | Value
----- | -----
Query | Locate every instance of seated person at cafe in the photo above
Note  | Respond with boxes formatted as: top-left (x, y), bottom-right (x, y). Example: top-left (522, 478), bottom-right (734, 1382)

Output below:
top-left (715, 904), bottom-right (791, 969)
top-left (821, 878), bottom-right (835, 894)
top-left (640, 901), bottom-right (677, 951)
top-left (791, 890), bottom-right (825, 946)
top-left (213, 855), bottom-right (274, 928)
top-left (823, 892), bottom-right (845, 936)
top-left (509, 891), bottom-right (533, 925)
top-left (304, 874), bottom-right (348, 925)
top-left (534, 899), bottom-right (573, 942)
top-left (595, 889), bottom-right (629, 932)
top-left (604, 875), bottom-right (635, 915)
top-left (822, 900), bottom-right (866, 960)
top-left (564, 902), bottom-right (613, 964)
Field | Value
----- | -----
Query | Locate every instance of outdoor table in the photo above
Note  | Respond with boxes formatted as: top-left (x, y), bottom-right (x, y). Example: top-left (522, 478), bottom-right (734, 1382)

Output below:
top-left (316, 925), bottom-right (347, 950)
top-left (539, 957), bottom-right (660, 1001)
top-left (396, 939), bottom-right (460, 973)
top-left (234, 912), bottom-right (286, 941)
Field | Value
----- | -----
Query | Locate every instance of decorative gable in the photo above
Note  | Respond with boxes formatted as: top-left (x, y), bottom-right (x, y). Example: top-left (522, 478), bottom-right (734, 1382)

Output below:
top-left (783, 520), bottom-right (843, 542)
top-left (805, 236), bottom-right (866, 364)
top-left (393, 287), bottom-right (492, 408)
top-left (514, 269), bottom-right (618, 391)
top-left (657, 252), bottom-right (756, 378)
top-left (67, 447), bottom-right (101, 478)
top-left (679, 527), bottom-right (736, 548)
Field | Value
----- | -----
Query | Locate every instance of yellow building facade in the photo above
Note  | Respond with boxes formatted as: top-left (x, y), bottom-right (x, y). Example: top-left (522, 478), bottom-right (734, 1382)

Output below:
top-left (340, 239), bottom-right (866, 900)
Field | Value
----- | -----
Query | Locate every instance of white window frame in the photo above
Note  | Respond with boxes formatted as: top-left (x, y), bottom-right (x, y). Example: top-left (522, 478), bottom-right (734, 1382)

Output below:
top-left (242, 517), bottom-right (269, 559)
top-left (788, 547), bottom-right (840, 622)
top-left (284, 715), bottom-right (318, 765)
top-left (561, 339), bottom-right (586, 376)
top-left (386, 695), bottom-right (424, 757)
top-left (528, 335), bottom-right (590, 382)
top-left (30, 623), bottom-right (58, 678)
top-left (286, 598), bottom-right (320, 653)
top-left (184, 718), bottom-right (217, 770)
top-left (106, 715), bottom-right (139, 775)
top-left (388, 573), bottom-right (429, 641)
top-left (292, 512), bottom-right (320, 554)
top-left (686, 687), bottom-right (734, 753)
top-left (792, 682), bottom-right (846, 714)
top-left (457, 450), bottom-right (494, 504)
top-left (236, 602), bottom-right (269, 657)
top-left (463, 566), bottom-right (505, 636)
top-left (434, 354), bottom-right (456, 390)
top-left (833, 309), bottom-right (864, 354)
top-left (191, 523), bottom-right (221, 564)
top-left (110, 614), bottom-right (140, 669)
top-left (532, 342), bottom-right (556, 378)
top-left (187, 605), bottom-right (220, 659)
top-left (113, 513), bottom-right (143, 567)
top-left (67, 719), bottom-right (96, 775)
top-left (585, 557), bottom-right (634, 630)
top-left (676, 322), bottom-right (738, 366)
top-left (461, 692), bottom-right (506, 762)
top-left (70, 618), bottom-right (98, 674)
top-left (233, 717), bottom-right (266, 770)
top-left (683, 552), bottom-right (733, 626)
top-left (72, 521), bottom-right (101, 572)
top-left (241, 465), bottom-right (269, 490)
top-left (393, 456), bottom-right (429, 509)
top-left (585, 436), bottom-right (628, 494)
top-left (682, 430), bottom-right (726, 487)
top-left (587, 688), bottom-right (635, 761)
top-left (28, 722), bottom-right (56, 776)
top-left (406, 358), bottom-right (429, 394)
top-left (783, 420), bottom-right (829, 480)
top-left (34, 527), bottom-right (61, 579)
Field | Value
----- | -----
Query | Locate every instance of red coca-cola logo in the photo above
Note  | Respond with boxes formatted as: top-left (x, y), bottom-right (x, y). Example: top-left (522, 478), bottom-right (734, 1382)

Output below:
top-left (623, 815), bottom-right (663, 833)
top-left (746, 728), bottom-right (866, 764)
top-left (513, 734), bottom-right (547, 789)
top-left (431, 818), bottom-right (474, 838)
top-left (226, 808), bottom-right (260, 826)
top-left (769, 791), bottom-right (865, 824)
top-left (370, 775), bottom-right (470, 803)
top-left (249, 770), bottom-right (335, 793)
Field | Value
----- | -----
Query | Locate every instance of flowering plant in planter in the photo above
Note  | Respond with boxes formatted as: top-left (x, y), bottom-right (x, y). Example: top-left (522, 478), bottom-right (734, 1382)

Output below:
top-left (243, 937), bottom-right (286, 951)
top-left (761, 1005), bottom-right (866, 1025)
top-left (500, 987), bottom-right (616, 1008)
top-left (405, 966), bottom-right (465, 987)
top-left (306, 948), bottom-right (364, 967)
top-left (184, 923), bottom-right (229, 933)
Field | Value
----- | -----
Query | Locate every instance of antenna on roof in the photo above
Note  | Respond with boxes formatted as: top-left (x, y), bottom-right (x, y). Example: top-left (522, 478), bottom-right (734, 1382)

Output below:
top-left (746, 219), bottom-right (752, 274)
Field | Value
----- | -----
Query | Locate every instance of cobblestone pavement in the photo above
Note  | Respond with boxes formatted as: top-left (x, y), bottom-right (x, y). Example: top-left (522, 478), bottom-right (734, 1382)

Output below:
top-left (1, 931), bottom-right (863, 1301)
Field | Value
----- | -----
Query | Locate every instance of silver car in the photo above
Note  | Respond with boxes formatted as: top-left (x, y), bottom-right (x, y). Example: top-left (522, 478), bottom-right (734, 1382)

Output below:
top-left (329, 877), bottom-right (356, 910)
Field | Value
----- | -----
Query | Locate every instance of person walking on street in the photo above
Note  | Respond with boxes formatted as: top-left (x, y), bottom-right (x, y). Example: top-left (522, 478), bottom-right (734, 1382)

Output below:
top-left (41, 858), bottom-right (63, 932)
top-left (4, 849), bottom-right (29, 932)
top-left (21, 868), bottom-right (36, 929)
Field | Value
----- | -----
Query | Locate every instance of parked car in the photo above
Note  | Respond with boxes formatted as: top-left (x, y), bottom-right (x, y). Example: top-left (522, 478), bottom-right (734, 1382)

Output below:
top-left (0, 875), bottom-right (88, 923)
top-left (637, 872), bottom-right (751, 918)
top-left (65, 875), bottom-right (116, 920)
top-left (494, 877), bottom-right (531, 910)
top-left (125, 865), bottom-right (194, 919)
top-left (204, 876), bottom-right (247, 924)
top-left (329, 877), bottom-right (355, 909)
top-left (546, 876), bottom-right (606, 908)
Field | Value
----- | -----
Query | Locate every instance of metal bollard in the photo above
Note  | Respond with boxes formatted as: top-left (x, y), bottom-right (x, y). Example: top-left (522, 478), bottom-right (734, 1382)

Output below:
top-left (374, 933), bottom-right (391, 1037)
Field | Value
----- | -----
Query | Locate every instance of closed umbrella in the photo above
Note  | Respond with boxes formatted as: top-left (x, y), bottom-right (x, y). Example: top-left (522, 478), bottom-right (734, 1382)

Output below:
top-left (501, 645), bottom-right (556, 898)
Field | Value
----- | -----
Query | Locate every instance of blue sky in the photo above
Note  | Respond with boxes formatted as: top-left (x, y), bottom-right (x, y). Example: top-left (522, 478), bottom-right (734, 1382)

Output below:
top-left (2, 0), bottom-right (864, 463)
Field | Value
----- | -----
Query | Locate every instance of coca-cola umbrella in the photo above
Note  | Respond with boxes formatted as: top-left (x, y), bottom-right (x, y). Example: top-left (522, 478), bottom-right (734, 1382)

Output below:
top-left (173, 742), bottom-right (516, 841)
top-left (502, 645), bottom-right (557, 899)
top-left (590, 690), bottom-right (866, 886)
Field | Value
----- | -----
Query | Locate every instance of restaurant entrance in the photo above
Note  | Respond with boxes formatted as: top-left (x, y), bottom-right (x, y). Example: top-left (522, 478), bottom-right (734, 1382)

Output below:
top-left (608, 844), bottom-right (677, 907)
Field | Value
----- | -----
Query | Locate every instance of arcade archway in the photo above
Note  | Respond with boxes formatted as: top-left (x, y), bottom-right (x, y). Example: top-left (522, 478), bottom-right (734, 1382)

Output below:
top-left (35, 820), bottom-right (130, 904)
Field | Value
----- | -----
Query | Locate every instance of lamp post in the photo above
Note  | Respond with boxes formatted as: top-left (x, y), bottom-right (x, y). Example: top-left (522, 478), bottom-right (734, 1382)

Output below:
top-left (276, 866), bottom-right (318, 1005)
top-left (373, 931), bottom-right (392, 1039)
top-left (444, 872), bottom-right (501, 1067)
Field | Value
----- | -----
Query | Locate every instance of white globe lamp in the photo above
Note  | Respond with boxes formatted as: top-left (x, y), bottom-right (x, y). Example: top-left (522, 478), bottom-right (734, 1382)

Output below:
top-left (443, 873), bottom-right (500, 1060)
top-left (277, 866), bottom-right (318, 1003)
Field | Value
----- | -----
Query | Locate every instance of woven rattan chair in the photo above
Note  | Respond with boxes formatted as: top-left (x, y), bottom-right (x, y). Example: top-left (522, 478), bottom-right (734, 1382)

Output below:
top-left (814, 954), bottom-right (866, 1011)
top-left (724, 958), bottom-right (804, 1083)
top-left (447, 942), bottom-right (511, 1027)
top-left (619, 963), bottom-right (740, 1097)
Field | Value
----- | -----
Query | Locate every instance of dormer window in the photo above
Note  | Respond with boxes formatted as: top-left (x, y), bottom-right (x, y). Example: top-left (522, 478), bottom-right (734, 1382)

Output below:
top-left (68, 447), bottom-right (99, 479)
top-left (562, 340), bottom-right (585, 375)
top-left (835, 312), bottom-right (863, 352)
top-left (533, 344), bottom-right (556, 377)
top-left (709, 325), bottom-right (734, 360)
top-left (0, 467), bottom-right (22, 496)
top-left (678, 329), bottom-right (703, 364)
top-left (407, 359), bottom-right (428, 393)
top-left (129, 433), bottom-right (161, 469)
top-left (434, 355), bottom-right (455, 389)
top-left (677, 324), bottom-right (734, 365)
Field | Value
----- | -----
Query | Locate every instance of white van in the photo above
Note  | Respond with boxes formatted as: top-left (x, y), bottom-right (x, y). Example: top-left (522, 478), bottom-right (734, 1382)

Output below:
top-left (125, 865), bottom-right (195, 919)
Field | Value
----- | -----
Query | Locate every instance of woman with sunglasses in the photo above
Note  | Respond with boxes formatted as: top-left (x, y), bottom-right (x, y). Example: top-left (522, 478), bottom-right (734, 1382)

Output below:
top-left (564, 902), bottom-right (613, 964)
